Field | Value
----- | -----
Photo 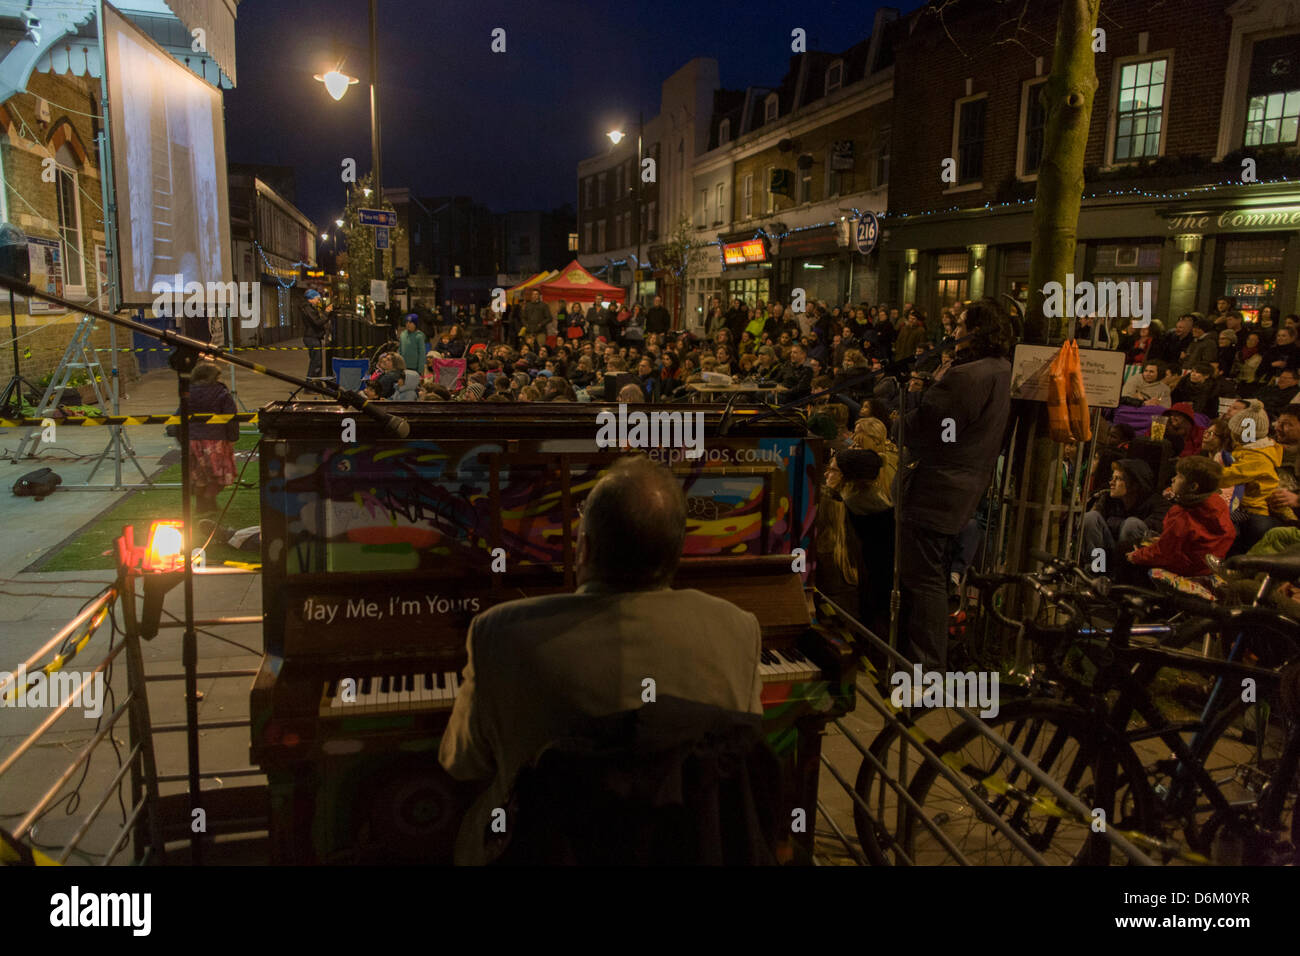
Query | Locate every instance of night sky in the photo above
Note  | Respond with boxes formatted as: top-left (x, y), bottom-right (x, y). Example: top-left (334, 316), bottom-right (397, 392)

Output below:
top-left (224, 0), bottom-right (927, 230)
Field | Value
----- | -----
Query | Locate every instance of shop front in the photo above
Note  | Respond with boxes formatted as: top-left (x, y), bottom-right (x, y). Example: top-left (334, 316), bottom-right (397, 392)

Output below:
top-left (774, 224), bottom-right (849, 306)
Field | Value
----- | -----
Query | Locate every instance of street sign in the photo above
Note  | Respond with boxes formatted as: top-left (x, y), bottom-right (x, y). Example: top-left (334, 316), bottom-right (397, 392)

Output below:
top-left (853, 213), bottom-right (879, 255)
top-left (375, 227), bottom-right (390, 250)
top-left (358, 208), bottom-right (397, 227)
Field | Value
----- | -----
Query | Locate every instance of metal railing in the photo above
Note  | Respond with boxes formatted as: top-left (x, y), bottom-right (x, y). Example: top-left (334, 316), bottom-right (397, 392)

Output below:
top-left (810, 592), bottom-right (1155, 866)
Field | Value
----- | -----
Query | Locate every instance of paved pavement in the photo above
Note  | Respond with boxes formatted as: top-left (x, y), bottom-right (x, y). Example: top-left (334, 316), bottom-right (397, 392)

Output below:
top-left (0, 347), bottom-right (310, 864)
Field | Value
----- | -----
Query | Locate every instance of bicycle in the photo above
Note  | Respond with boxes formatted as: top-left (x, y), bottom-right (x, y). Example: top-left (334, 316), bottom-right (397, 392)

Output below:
top-left (859, 552), bottom-right (1300, 865)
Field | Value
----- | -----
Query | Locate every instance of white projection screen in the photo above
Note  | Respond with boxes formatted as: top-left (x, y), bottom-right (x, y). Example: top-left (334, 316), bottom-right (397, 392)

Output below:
top-left (103, 3), bottom-right (233, 308)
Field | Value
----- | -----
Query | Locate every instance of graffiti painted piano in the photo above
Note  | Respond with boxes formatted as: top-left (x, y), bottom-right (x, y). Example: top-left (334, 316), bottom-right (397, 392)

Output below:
top-left (250, 401), bottom-right (856, 863)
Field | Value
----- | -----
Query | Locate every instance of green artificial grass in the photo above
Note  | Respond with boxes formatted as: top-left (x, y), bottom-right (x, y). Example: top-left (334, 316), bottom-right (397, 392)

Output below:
top-left (36, 432), bottom-right (263, 572)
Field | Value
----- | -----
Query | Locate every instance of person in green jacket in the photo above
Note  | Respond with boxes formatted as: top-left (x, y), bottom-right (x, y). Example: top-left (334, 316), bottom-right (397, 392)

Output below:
top-left (400, 316), bottom-right (429, 374)
top-left (892, 307), bottom-right (929, 362)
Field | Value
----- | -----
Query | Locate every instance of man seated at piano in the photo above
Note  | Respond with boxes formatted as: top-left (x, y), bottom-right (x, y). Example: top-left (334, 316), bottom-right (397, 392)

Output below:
top-left (439, 455), bottom-right (764, 864)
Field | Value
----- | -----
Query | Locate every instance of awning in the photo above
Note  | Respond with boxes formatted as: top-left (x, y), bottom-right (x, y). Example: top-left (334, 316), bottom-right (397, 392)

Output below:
top-left (536, 260), bottom-right (627, 303)
top-left (505, 270), bottom-right (558, 303)
top-left (0, 0), bottom-right (235, 104)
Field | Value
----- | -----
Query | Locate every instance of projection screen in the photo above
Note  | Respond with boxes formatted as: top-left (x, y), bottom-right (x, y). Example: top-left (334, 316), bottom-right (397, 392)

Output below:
top-left (103, 3), bottom-right (233, 308)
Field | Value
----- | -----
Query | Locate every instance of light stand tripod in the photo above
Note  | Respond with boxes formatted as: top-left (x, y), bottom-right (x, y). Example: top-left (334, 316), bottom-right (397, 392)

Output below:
top-left (0, 290), bottom-right (39, 416)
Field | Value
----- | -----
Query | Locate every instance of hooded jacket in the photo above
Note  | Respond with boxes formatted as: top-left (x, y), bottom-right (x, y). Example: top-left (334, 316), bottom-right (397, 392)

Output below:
top-left (1218, 439), bottom-right (1284, 516)
top-left (1090, 458), bottom-right (1169, 533)
top-left (1127, 492), bottom-right (1236, 576)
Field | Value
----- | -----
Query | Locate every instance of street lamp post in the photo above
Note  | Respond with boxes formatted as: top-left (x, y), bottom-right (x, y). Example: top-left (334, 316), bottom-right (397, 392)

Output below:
top-left (608, 109), bottom-right (643, 304)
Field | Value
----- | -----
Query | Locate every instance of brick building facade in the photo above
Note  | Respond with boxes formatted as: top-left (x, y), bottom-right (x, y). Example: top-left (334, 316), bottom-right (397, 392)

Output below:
top-left (0, 70), bottom-right (135, 396)
top-left (882, 0), bottom-right (1300, 327)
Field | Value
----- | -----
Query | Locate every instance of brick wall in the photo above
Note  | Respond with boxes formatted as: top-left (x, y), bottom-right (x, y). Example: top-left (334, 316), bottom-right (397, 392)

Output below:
top-left (0, 71), bottom-right (141, 398)
top-left (731, 103), bottom-right (890, 224)
top-left (889, 0), bottom-right (1234, 217)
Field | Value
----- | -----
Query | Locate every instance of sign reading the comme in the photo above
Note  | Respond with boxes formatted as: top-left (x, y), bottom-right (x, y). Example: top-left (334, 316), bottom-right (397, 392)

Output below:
top-left (1165, 206), bottom-right (1300, 233)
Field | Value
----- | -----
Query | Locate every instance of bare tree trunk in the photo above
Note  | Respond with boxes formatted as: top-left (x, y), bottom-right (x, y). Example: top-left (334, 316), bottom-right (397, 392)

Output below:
top-left (1025, 0), bottom-right (1101, 344)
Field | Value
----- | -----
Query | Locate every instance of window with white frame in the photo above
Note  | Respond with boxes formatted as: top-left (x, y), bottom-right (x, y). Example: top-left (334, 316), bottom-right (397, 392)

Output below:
top-left (715, 183), bottom-right (725, 223)
top-left (1113, 57), bottom-right (1168, 161)
top-left (699, 188), bottom-right (709, 227)
top-left (54, 146), bottom-right (84, 291)
top-left (825, 61), bottom-right (843, 95)
top-left (953, 95), bottom-right (987, 184)
top-left (764, 93), bottom-right (779, 123)
top-left (742, 173), bottom-right (753, 218)
top-left (1244, 34), bottom-right (1300, 147)
top-left (1019, 80), bottom-right (1048, 176)
top-left (718, 118), bottom-right (731, 145)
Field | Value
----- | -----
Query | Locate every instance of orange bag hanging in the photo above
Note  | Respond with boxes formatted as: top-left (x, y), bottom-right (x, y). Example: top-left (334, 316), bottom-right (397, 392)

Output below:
top-left (1046, 342), bottom-right (1073, 443)
top-left (1065, 340), bottom-right (1092, 442)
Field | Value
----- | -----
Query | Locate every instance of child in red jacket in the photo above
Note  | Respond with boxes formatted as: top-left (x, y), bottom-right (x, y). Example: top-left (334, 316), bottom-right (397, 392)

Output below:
top-left (1127, 456), bottom-right (1236, 578)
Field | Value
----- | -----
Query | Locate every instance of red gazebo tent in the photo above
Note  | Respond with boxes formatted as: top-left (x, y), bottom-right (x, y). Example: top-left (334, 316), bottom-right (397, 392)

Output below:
top-left (535, 260), bottom-right (626, 304)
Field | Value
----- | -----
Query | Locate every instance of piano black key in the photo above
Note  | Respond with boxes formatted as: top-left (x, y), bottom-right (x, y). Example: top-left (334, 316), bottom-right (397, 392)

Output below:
top-left (380, 676), bottom-right (390, 694)
top-left (361, 676), bottom-right (372, 695)
top-left (436, 672), bottom-right (447, 689)
top-left (424, 672), bottom-right (434, 690)
top-left (404, 673), bottom-right (415, 693)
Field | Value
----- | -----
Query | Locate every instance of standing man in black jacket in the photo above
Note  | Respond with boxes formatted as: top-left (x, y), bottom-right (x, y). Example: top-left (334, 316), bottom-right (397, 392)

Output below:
top-left (898, 298), bottom-right (1013, 670)
top-left (299, 288), bottom-right (332, 380)
top-left (645, 295), bottom-right (672, 337)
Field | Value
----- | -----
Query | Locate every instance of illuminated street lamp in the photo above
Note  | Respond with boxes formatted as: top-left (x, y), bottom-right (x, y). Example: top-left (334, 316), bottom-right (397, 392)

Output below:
top-left (313, 67), bottom-right (358, 101)
top-left (606, 111), bottom-right (645, 302)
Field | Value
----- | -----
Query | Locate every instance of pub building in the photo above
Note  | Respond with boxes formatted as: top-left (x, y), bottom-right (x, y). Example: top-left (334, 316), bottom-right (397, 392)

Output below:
top-left (878, 179), bottom-right (1300, 330)
top-left (712, 219), bottom-right (875, 311)
top-left (717, 231), bottom-right (775, 306)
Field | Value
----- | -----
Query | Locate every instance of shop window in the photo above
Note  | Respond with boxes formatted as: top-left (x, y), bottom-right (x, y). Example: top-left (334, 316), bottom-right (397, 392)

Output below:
top-left (1095, 242), bottom-right (1163, 271)
top-left (1223, 238), bottom-right (1286, 269)
top-left (953, 96), bottom-right (987, 185)
top-left (1020, 80), bottom-right (1048, 176)
top-left (935, 252), bottom-right (970, 306)
top-left (1113, 57), bottom-right (1167, 161)
top-left (1244, 34), bottom-right (1300, 147)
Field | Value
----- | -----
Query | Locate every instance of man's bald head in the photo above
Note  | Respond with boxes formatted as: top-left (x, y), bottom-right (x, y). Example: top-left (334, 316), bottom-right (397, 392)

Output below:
top-left (578, 456), bottom-right (687, 590)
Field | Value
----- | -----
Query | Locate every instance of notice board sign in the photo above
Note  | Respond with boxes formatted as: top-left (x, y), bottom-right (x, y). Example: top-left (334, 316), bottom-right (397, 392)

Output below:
top-left (1010, 343), bottom-right (1126, 409)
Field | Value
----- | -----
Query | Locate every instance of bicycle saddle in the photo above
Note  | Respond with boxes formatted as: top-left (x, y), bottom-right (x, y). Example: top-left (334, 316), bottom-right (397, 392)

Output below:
top-left (1225, 550), bottom-right (1300, 581)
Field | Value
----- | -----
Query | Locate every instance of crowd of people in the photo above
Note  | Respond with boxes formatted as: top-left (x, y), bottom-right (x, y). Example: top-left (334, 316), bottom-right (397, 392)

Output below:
top-left (304, 284), bottom-right (1300, 669)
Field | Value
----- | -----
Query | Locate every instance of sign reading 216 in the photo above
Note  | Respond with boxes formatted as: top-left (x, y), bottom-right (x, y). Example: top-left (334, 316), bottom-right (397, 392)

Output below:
top-left (854, 213), bottom-right (879, 255)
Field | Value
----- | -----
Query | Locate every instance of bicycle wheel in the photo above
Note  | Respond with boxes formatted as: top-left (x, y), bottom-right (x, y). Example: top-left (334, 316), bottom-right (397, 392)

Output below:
top-left (1185, 695), bottom-right (1299, 864)
top-left (897, 699), bottom-right (1155, 865)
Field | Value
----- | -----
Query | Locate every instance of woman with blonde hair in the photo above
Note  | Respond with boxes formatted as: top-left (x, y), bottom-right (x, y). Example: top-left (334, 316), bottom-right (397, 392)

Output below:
top-left (827, 415), bottom-right (899, 641)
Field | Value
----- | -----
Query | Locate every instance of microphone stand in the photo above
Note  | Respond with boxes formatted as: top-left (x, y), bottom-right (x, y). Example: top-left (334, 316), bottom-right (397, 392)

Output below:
top-left (0, 273), bottom-right (410, 866)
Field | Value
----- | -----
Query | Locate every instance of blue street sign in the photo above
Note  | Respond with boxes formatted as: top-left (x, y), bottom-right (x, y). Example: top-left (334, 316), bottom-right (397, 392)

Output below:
top-left (358, 208), bottom-right (397, 227)
top-left (375, 227), bottom-right (390, 250)
top-left (854, 213), bottom-right (879, 255)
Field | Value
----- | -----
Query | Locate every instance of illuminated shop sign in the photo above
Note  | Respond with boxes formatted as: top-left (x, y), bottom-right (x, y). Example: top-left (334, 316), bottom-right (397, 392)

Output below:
top-left (722, 238), bottom-right (768, 265)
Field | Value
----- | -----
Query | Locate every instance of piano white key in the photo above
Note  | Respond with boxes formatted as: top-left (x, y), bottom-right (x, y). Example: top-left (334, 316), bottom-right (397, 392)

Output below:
top-left (445, 671), bottom-right (459, 701)
top-left (770, 650), bottom-right (799, 675)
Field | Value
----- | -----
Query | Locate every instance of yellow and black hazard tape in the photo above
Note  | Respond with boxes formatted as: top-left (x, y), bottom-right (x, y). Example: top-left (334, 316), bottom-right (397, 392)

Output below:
top-left (811, 595), bottom-right (1211, 866)
top-left (0, 827), bottom-right (59, 866)
top-left (1, 597), bottom-right (113, 706)
top-left (0, 412), bottom-right (261, 428)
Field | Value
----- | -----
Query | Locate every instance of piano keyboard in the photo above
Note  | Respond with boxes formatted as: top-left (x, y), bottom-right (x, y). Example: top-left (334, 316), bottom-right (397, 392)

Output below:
top-left (759, 647), bottom-right (821, 683)
top-left (317, 649), bottom-right (819, 717)
top-left (319, 671), bottom-right (462, 716)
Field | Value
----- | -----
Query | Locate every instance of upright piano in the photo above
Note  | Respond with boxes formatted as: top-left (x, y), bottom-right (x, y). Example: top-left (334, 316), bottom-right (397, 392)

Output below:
top-left (251, 401), bottom-right (857, 863)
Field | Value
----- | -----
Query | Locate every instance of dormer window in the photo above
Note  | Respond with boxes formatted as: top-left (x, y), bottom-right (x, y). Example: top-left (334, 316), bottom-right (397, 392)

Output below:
top-left (825, 61), bottom-right (844, 95)
top-left (764, 93), bottom-right (779, 123)
top-left (718, 118), bottom-right (730, 145)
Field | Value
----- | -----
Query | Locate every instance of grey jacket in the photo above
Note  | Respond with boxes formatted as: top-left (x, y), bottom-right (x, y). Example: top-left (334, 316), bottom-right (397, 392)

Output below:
top-left (439, 583), bottom-right (763, 864)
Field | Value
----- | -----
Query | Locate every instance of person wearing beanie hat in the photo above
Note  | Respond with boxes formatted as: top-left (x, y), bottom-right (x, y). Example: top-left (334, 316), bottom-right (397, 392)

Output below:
top-left (1221, 400), bottom-right (1287, 550)
top-left (1127, 457), bottom-right (1235, 578)
top-left (299, 287), bottom-right (332, 380)
top-left (1083, 457), bottom-right (1170, 571)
